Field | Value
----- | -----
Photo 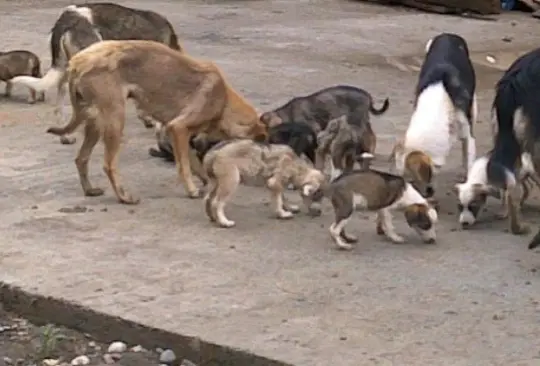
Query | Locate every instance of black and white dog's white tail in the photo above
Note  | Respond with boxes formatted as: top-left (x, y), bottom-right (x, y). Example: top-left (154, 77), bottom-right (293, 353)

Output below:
top-left (487, 47), bottom-right (540, 191)
top-left (9, 5), bottom-right (100, 93)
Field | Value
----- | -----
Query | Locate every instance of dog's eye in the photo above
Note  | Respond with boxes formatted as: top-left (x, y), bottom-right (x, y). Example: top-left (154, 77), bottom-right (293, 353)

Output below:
top-left (457, 203), bottom-right (464, 211)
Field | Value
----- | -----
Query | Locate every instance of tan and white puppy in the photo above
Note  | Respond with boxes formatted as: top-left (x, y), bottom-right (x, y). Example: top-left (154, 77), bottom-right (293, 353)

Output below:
top-left (202, 139), bottom-right (326, 228)
top-left (308, 157), bottom-right (438, 250)
top-left (316, 115), bottom-right (376, 181)
top-left (391, 33), bottom-right (477, 199)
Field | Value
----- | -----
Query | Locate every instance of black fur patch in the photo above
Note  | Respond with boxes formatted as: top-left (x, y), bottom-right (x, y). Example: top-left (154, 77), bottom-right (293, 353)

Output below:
top-left (416, 33), bottom-right (476, 126)
top-left (267, 122), bottom-right (318, 163)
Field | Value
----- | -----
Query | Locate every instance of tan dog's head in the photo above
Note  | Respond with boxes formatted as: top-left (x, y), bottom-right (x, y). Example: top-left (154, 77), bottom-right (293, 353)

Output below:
top-left (299, 169), bottom-right (327, 217)
top-left (404, 203), bottom-right (438, 243)
top-left (259, 111), bottom-right (284, 128)
top-left (390, 145), bottom-right (436, 198)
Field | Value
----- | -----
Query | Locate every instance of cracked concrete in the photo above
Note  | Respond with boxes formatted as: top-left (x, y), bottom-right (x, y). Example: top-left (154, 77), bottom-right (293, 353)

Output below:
top-left (1, 1), bottom-right (540, 365)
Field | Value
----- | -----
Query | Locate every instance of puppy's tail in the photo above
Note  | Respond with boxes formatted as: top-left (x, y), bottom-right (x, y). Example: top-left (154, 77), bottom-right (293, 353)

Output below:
top-left (369, 97), bottom-right (390, 115)
top-left (528, 227), bottom-right (540, 250)
top-left (10, 67), bottom-right (64, 92)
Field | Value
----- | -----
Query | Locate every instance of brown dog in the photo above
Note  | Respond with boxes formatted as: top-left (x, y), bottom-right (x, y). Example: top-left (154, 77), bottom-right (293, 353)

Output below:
top-left (0, 50), bottom-right (45, 103)
top-left (202, 139), bottom-right (326, 228)
top-left (46, 40), bottom-right (268, 203)
top-left (316, 115), bottom-right (375, 180)
top-left (308, 154), bottom-right (438, 250)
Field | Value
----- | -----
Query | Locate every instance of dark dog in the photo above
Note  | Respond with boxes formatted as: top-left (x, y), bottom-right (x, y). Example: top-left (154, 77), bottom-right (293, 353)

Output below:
top-left (11, 2), bottom-right (182, 144)
top-left (0, 50), bottom-right (45, 103)
top-left (259, 85), bottom-right (388, 169)
top-left (150, 121), bottom-right (318, 165)
top-left (456, 47), bottom-right (540, 237)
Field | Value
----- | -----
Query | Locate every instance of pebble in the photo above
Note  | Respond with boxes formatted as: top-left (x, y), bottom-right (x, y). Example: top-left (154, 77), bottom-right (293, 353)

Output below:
top-left (107, 341), bottom-right (127, 353)
top-left (155, 348), bottom-right (164, 354)
top-left (130, 345), bottom-right (144, 352)
top-left (88, 341), bottom-right (96, 348)
top-left (42, 359), bottom-right (60, 366)
top-left (159, 349), bottom-right (177, 363)
top-left (70, 356), bottom-right (90, 366)
top-left (3, 357), bottom-right (13, 365)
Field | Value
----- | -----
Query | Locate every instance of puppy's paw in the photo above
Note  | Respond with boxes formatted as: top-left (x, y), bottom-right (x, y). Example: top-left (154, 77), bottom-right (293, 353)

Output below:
top-left (286, 204), bottom-right (300, 213)
top-left (335, 240), bottom-right (354, 251)
top-left (85, 187), bottom-right (105, 197)
top-left (277, 210), bottom-right (294, 219)
top-left (340, 231), bottom-right (358, 244)
top-left (187, 188), bottom-right (202, 199)
top-left (218, 219), bottom-right (236, 228)
top-left (389, 235), bottom-right (405, 244)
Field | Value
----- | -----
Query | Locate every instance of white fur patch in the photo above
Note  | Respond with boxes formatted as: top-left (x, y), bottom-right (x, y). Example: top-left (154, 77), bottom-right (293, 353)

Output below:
top-left (393, 183), bottom-right (426, 209)
top-left (353, 194), bottom-right (368, 209)
top-left (521, 153), bottom-right (535, 175)
top-left (73, 6), bottom-right (94, 24)
top-left (401, 82), bottom-right (454, 168)
top-left (456, 156), bottom-right (489, 204)
top-left (425, 38), bottom-right (433, 53)
top-left (302, 184), bottom-right (315, 196)
top-left (427, 207), bottom-right (438, 223)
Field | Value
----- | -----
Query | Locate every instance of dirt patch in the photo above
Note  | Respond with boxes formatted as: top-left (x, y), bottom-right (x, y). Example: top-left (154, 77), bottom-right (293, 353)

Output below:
top-left (0, 283), bottom-right (291, 366)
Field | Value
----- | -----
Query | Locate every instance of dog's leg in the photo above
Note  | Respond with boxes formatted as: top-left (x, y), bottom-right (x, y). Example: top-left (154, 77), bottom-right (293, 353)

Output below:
top-left (314, 149), bottom-right (326, 172)
top-left (520, 177), bottom-right (531, 207)
top-left (282, 194), bottom-right (300, 213)
top-left (329, 195), bottom-right (357, 250)
top-left (102, 110), bottom-right (140, 205)
top-left (506, 187), bottom-right (530, 235)
top-left (376, 208), bottom-right (405, 243)
top-left (4, 81), bottom-right (12, 97)
top-left (75, 120), bottom-right (105, 198)
top-left (135, 105), bottom-right (155, 129)
top-left (38, 90), bottom-right (45, 102)
top-left (203, 179), bottom-right (218, 223)
top-left (28, 88), bottom-right (37, 104)
top-left (457, 107), bottom-right (476, 176)
top-left (267, 176), bottom-right (294, 219)
top-left (496, 190), bottom-right (509, 220)
top-left (55, 78), bottom-right (76, 145)
top-left (212, 169), bottom-right (240, 228)
top-left (329, 218), bottom-right (356, 250)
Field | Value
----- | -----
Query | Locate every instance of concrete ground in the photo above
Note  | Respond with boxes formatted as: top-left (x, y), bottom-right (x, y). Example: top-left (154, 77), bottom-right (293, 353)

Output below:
top-left (1, 0), bottom-right (540, 365)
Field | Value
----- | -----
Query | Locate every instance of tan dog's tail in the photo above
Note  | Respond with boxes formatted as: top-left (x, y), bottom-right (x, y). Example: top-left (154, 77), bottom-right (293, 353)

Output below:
top-left (370, 97), bottom-right (390, 115)
top-left (46, 113), bottom-right (84, 137)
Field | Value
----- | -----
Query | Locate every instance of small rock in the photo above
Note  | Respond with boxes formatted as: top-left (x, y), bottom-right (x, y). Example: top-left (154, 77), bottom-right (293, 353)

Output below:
top-left (107, 341), bottom-right (127, 353)
top-left (59, 205), bottom-right (88, 214)
top-left (88, 341), bottom-right (96, 348)
top-left (444, 310), bottom-right (458, 315)
top-left (181, 360), bottom-right (199, 366)
top-left (492, 313), bottom-right (505, 321)
top-left (525, 281), bottom-right (531, 285)
top-left (502, 36), bottom-right (513, 42)
top-left (70, 356), bottom-right (90, 366)
top-left (339, 336), bottom-right (347, 341)
top-left (42, 359), bottom-right (60, 366)
top-left (102, 354), bottom-right (115, 364)
top-left (101, 208), bottom-right (108, 212)
top-left (159, 349), bottom-right (177, 363)
top-left (3, 357), bottom-right (13, 365)
top-left (155, 348), bottom-right (164, 354)
top-left (130, 345), bottom-right (144, 352)
top-left (31, 205), bottom-right (38, 210)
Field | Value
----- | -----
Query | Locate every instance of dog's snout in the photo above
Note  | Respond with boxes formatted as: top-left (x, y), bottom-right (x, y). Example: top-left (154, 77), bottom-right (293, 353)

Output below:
top-left (461, 222), bottom-right (471, 229)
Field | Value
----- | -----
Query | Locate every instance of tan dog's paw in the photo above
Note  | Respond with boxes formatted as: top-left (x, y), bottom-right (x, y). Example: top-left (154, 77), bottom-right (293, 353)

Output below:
top-left (116, 188), bottom-right (140, 205)
top-left (511, 223), bottom-right (530, 236)
top-left (187, 188), bottom-right (203, 199)
top-left (389, 234), bottom-right (405, 244)
top-left (286, 204), bottom-right (300, 213)
top-left (84, 187), bottom-right (105, 197)
top-left (60, 135), bottom-right (76, 145)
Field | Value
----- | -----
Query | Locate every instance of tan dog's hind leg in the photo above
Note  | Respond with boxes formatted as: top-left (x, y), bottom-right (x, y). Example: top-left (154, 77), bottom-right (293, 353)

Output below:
top-left (101, 109), bottom-right (140, 205)
top-left (376, 208), bottom-right (405, 243)
top-left (4, 81), bottom-right (12, 97)
top-left (75, 120), bottom-right (105, 198)
top-left (506, 187), bottom-right (530, 235)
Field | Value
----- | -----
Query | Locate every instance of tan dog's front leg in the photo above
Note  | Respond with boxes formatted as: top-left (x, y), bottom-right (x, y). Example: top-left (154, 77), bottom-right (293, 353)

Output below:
top-left (376, 208), bottom-right (405, 243)
top-left (55, 79), bottom-right (77, 145)
top-left (267, 176), bottom-right (294, 219)
top-left (167, 122), bottom-right (201, 198)
top-left (4, 81), bottom-right (12, 97)
top-left (506, 187), bottom-right (530, 235)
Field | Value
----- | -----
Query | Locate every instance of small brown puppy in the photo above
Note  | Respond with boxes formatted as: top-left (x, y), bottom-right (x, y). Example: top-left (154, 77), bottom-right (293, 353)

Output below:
top-left (0, 50), bottom-right (45, 103)
top-left (316, 115), bottom-right (375, 180)
top-left (202, 139), bottom-right (326, 228)
top-left (308, 154), bottom-right (438, 250)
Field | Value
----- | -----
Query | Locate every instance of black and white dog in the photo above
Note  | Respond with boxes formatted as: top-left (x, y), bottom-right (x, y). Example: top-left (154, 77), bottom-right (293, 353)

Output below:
top-left (455, 47), bottom-right (540, 237)
top-left (10, 3), bottom-right (181, 144)
top-left (391, 33), bottom-right (477, 199)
